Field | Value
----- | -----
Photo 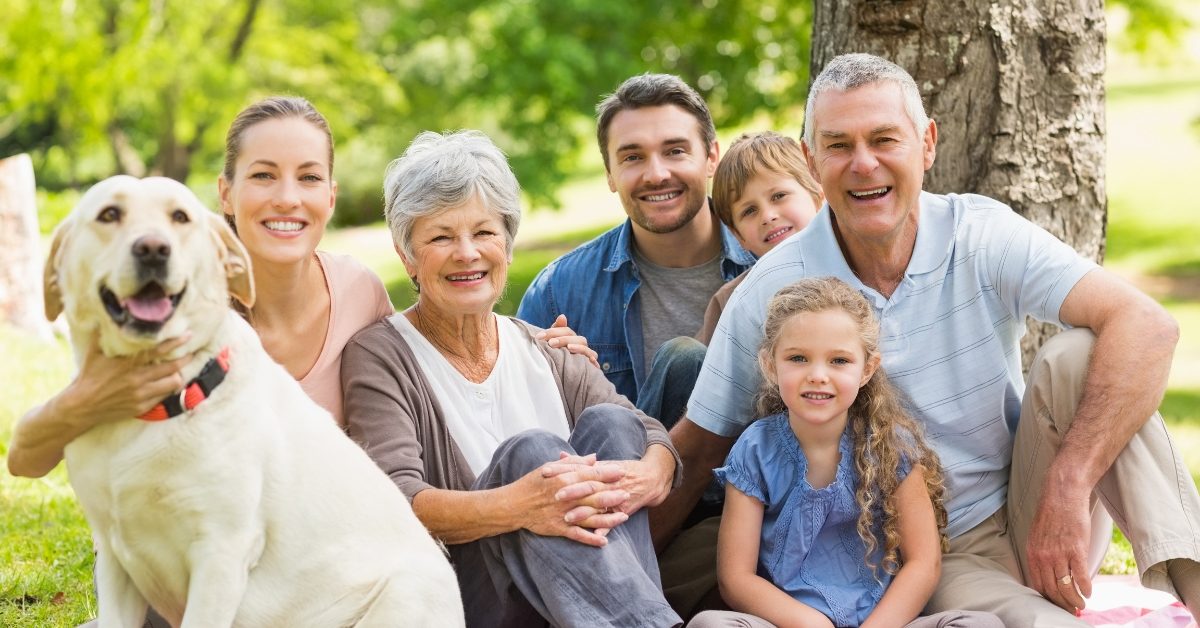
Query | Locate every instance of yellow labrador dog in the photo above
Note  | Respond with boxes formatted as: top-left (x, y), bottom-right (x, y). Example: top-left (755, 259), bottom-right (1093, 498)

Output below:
top-left (44, 175), bottom-right (464, 627)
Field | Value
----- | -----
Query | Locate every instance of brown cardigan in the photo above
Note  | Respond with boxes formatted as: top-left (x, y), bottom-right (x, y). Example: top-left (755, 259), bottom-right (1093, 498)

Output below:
top-left (341, 315), bottom-right (682, 502)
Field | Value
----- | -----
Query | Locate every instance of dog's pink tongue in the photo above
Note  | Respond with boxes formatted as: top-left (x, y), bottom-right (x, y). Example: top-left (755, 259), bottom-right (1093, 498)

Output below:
top-left (125, 296), bottom-right (174, 322)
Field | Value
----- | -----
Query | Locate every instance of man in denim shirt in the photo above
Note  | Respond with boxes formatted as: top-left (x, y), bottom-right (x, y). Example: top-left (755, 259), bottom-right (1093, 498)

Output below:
top-left (518, 74), bottom-right (753, 430)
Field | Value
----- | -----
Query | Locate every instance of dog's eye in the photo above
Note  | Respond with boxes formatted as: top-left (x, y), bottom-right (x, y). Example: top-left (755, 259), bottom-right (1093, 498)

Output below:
top-left (97, 206), bottom-right (121, 223)
top-left (171, 209), bottom-right (191, 224)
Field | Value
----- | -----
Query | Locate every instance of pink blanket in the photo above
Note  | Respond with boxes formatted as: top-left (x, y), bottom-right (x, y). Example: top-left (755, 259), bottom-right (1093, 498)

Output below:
top-left (1080, 576), bottom-right (1195, 628)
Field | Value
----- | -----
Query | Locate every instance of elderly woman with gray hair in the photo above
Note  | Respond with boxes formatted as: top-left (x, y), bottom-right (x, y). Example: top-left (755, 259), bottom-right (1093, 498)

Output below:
top-left (341, 130), bottom-right (683, 628)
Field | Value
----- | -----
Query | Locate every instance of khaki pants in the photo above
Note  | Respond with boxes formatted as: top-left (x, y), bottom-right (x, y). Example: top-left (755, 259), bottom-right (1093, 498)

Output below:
top-left (660, 516), bottom-right (723, 619)
top-left (927, 328), bottom-right (1200, 627)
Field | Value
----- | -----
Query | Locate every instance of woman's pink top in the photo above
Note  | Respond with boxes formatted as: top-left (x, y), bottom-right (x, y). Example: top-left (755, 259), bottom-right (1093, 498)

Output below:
top-left (299, 250), bottom-right (394, 426)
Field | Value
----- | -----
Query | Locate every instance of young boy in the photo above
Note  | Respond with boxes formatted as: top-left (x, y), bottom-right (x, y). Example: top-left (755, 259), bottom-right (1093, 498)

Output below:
top-left (696, 131), bottom-right (823, 344)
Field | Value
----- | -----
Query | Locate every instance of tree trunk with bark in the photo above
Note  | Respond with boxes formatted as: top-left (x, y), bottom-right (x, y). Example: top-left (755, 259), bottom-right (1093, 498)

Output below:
top-left (0, 153), bottom-right (54, 340)
top-left (810, 0), bottom-right (1106, 369)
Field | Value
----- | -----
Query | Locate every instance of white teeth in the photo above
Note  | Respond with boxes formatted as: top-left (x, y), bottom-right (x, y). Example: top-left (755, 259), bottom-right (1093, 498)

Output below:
top-left (849, 187), bottom-right (889, 198)
top-left (264, 220), bottom-right (304, 232)
top-left (765, 226), bottom-right (793, 242)
top-left (644, 191), bottom-right (680, 202)
top-left (803, 393), bottom-right (833, 399)
top-left (449, 272), bottom-right (484, 281)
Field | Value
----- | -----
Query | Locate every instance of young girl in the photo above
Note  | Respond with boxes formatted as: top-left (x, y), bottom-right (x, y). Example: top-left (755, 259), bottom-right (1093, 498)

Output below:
top-left (690, 278), bottom-right (1001, 628)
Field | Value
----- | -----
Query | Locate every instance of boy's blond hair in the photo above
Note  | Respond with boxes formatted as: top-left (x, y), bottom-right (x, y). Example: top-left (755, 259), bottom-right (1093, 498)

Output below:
top-left (712, 131), bottom-right (822, 234)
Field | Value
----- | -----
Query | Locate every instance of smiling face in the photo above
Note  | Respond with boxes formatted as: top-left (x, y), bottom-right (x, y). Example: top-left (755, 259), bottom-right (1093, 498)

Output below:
top-left (765, 308), bottom-right (879, 435)
top-left (729, 170), bottom-right (820, 257)
top-left (400, 197), bottom-right (510, 318)
top-left (219, 117), bottom-right (336, 268)
top-left (803, 81), bottom-right (936, 248)
top-left (604, 104), bottom-right (718, 235)
top-left (46, 176), bottom-right (252, 356)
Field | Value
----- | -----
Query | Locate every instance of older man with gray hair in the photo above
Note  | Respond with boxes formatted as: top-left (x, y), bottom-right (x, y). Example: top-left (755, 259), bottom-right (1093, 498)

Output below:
top-left (658, 53), bottom-right (1200, 626)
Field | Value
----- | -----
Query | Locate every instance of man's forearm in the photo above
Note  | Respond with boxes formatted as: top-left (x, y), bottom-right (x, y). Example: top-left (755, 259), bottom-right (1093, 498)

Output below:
top-left (649, 417), bottom-right (734, 551)
top-left (1054, 300), bottom-right (1178, 490)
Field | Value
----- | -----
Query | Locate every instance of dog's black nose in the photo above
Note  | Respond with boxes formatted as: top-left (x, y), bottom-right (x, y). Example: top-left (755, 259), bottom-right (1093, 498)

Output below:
top-left (132, 235), bottom-right (171, 266)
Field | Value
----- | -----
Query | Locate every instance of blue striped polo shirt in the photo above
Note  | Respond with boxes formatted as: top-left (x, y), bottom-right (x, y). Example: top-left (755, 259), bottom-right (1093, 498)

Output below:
top-left (688, 192), bottom-right (1097, 537)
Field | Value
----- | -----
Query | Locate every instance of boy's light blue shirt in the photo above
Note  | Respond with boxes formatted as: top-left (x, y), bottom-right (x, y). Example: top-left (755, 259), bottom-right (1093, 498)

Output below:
top-left (517, 216), bottom-right (754, 403)
top-left (691, 192), bottom-right (1097, 537)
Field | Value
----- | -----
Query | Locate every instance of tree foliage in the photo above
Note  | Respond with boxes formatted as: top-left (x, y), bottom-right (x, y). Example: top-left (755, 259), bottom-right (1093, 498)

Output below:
top-left (1, 0), bottom-right (811, 220)
top-left (378, 0), bottom-right (812, 206)
top-left (1, 0), bottom-right (402, 201)
top-left (1109, 0), bottom-right (1190, 57)
top-left (0, 0), bottom-right (1189, 224)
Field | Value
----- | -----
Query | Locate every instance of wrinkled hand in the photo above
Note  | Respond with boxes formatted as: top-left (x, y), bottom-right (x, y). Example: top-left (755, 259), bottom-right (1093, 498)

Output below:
top-left (1027, 477), bottom-right (1092, 612)
top-left (68, 333), bottom-right (193, 425)
top-left (536, 314), bottom-right (599, 369)
top-left (509, 457), bottom-right (630, 547)
top-left (543, 444), bottom-right (674, 525)
top-left (610, 447), bottom-right (675, 514)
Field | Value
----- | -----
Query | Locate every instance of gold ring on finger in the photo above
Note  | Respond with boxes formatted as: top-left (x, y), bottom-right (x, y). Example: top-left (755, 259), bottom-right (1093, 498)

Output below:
top-left (1059, 574), bottom-right (1072, 586)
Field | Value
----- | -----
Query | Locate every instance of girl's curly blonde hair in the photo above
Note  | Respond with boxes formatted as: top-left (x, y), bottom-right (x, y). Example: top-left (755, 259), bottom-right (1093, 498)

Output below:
top-left (755, 277), bottom-right (949, 576)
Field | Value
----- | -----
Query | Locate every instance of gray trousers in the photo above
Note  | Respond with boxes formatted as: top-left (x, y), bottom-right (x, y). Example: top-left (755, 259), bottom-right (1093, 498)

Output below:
top-left (453, 403), bottom-right (683, 628)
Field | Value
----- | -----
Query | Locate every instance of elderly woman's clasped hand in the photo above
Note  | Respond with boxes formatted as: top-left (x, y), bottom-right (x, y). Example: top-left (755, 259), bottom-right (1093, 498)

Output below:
top-left (510, 452), bottom-right (632, 546)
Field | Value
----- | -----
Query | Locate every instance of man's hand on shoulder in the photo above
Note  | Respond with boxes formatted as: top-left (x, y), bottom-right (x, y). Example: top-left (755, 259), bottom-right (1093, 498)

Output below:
top-left (535, 314), bottom-right (600, 369)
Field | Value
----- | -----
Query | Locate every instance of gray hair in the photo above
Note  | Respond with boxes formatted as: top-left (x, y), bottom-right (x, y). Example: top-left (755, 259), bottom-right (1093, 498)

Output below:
top-left (383, 130), bottom-right (522, 262)
top-left (803, 53), bottom-right (930, 148)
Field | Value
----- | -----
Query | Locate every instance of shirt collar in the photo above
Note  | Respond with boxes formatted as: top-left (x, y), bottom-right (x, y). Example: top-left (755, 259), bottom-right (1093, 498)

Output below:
top-left (604, 205), bottom-right (756, 273)
top-left (906, 191), bottom-right (954, 277)
top-left (795, 192), bottom-right (954, 282)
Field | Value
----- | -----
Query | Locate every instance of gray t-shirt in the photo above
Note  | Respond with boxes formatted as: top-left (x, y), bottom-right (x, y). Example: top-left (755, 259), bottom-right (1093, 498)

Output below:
top-left (633, 247), bottom-right (726, 376)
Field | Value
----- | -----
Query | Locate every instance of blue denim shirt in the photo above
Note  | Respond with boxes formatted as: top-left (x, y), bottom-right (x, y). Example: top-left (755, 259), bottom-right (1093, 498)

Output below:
top-left (715, 414), bottom-right (912, 627)
top-left (516, 217), bottom-right (753, 402)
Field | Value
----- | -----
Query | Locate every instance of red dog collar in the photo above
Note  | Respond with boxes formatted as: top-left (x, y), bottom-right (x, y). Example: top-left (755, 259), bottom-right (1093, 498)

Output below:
top-left (138, 347), bottom-right (231, 421)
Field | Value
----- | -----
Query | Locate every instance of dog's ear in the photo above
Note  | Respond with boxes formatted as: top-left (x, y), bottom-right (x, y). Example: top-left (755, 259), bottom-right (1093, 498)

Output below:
top-left (42, 220), bottom-right (71, 321)
top-left (209, 213), bottom-right (256, 309)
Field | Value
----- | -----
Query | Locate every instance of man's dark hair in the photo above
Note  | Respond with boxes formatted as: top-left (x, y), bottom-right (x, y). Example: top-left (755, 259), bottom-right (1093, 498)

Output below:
top-left (595, 73), bottom-right (715, 171)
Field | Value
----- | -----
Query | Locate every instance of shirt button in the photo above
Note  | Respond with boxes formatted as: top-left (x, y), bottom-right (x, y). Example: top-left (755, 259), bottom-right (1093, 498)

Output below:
top-left (602, 362), bottom-right (611, 372)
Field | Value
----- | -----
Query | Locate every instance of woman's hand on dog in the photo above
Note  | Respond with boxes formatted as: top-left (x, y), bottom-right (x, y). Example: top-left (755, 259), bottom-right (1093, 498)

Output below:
top-left (8, 334), bottom-right (193, 478)
top-left (71, 333), bottom-right (195, 422)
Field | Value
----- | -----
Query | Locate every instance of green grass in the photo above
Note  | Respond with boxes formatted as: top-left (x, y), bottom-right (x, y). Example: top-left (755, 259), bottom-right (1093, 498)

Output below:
top-left (4, 73), bottom-right (1200, 625)
top-left (1106, 79), bottom-right (1200, 278)
top-left (0, 327), bottom-right (95, 626)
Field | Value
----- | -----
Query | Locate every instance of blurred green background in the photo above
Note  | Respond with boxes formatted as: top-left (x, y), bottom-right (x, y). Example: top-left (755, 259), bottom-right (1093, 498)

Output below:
top-left (3, 0), bottom-right (1200, 624)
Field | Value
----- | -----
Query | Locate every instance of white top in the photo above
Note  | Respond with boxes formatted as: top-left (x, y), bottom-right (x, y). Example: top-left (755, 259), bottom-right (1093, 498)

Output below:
top-left (390, 313), bottom-right (570, 475)
top-left (689, 192), bottom-right (1097, 537)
